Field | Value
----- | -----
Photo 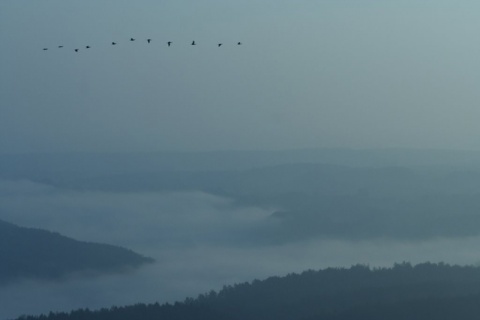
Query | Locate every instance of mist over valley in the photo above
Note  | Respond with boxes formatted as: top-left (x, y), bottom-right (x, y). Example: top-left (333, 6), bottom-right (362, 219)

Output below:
top-left (2, 150), bottom-right (480, 318)
top-left (3, 0), bottom-right (480, 318)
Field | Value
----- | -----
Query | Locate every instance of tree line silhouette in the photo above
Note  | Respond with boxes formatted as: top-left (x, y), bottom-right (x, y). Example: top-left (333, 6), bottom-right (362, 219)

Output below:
top-left (16, 262), bottom-right (480, 320)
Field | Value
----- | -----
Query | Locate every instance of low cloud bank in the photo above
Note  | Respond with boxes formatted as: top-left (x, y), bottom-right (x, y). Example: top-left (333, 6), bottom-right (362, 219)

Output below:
top-left (1, 180), bottom-right (480, 319)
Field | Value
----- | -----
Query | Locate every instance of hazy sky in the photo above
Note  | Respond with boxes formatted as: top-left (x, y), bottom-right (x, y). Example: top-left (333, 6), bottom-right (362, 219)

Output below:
top-left (2, 0), bottom-right (480, 153)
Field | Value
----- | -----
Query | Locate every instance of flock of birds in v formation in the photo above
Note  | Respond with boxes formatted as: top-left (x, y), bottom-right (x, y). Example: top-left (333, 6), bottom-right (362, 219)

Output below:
top-left (42, 38), bottom-right (242, 52)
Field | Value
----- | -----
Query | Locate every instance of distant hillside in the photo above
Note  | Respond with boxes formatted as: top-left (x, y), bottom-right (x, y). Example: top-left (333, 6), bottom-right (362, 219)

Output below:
top-left (18, 262), bottom-right (480, 320)
top-left (5, 149), bottom-right (480, 242)
top-left (0, 219), bottom-right (153, 284)
top-left (3, 149), bottom-right (480, 175)
top-left (23, 163), bottom-right (480, 242)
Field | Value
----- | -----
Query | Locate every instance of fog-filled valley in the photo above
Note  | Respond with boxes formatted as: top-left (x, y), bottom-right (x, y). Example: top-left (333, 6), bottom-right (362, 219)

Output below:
top-left (3, 150), bottom-right (480, 319)
top-left (5, 0), bottom-right (480, 318)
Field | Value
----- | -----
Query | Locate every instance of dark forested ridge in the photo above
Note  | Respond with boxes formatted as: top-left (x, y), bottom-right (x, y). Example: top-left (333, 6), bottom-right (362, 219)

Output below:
top-left (17, 263), bottom-right (480, 320)
top-left (0, 219), bottom-right (153, 284)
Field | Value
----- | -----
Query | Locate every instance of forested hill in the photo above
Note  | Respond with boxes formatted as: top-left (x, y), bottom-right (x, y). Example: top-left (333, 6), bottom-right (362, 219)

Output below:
top-left (0, 219), bottom-right (153, 284)
top-left (18, 263), bottom-right (480, 320)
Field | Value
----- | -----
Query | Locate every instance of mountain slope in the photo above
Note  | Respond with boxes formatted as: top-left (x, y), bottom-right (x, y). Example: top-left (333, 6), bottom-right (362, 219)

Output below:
top-left (0, 219), bottom-right (153, 283)
top-left (17, 263), bottom-right (480, 320)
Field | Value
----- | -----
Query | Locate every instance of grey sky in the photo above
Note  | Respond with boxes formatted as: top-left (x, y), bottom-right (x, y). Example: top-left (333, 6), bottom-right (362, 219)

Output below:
top-left (2, 0), bottom-right (480, 153)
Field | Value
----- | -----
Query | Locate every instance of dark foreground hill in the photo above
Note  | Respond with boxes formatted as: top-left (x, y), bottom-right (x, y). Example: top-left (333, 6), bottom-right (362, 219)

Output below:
top-left (18, 262), bottom-right (480, 320)
top-left (0, 219), bottom-right (153, 284)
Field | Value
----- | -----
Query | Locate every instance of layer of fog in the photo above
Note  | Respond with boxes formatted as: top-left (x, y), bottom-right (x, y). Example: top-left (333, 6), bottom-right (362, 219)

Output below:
top-left (2, 179), bottom-right (480, 319)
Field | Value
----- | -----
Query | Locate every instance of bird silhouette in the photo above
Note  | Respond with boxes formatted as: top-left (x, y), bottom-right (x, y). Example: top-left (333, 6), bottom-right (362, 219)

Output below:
top-left (42, 37), bottom-right (242, 53)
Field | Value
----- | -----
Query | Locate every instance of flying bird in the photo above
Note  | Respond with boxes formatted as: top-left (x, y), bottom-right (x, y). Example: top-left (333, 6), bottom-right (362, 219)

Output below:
top-left (41, 37), bottom-right (240, 53)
